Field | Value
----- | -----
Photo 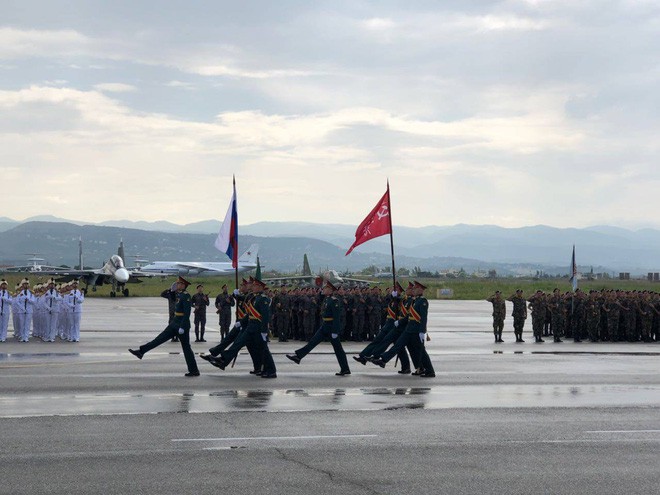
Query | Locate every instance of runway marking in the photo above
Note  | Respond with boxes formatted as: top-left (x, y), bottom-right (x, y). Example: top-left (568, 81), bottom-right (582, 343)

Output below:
top-left (585, 430), bottom-right (660, 434)
top-left (172, 434), bottom-right (377, 442)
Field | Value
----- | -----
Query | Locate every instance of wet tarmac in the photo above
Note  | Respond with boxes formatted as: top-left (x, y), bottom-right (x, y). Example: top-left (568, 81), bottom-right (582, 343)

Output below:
top-left (1, 298), bottom-right (659, 494)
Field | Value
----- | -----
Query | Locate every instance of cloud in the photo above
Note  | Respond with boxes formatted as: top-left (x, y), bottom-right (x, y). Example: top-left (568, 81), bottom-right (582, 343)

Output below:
top-left (93, 83), bottom-right (137, 93)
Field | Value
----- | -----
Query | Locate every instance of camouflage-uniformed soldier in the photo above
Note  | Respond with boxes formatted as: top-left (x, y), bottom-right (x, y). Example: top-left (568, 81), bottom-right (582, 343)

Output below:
top-left (548, 289), bottom-right (564, 342)
top-left (215, 284), bottom-right (234, 341)
top-left (192, 284), bottom-right (210, 342)
top-left (272, 286), bottom-right (291, 342)
top-left (507, 289), bottom-right (527, 343)
top-left (584, 291), bottom-right (601, 342)
top-left (602, 292), bottom-right (624, 342)
top-left (353, 288), bottom-right (367, 341)
top-left (570, 289), bottom-right (586, 342)
top-left (639, 292), bottom-right (657, 342)
top-left (486, 291), bottom-right (506, 343)
top-left (527, 290), bottom-right (546, 343)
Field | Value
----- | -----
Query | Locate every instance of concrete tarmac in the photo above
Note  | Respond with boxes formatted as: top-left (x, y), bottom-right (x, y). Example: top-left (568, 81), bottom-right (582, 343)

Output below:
top-left (0, 298), bottom-right (659, 494)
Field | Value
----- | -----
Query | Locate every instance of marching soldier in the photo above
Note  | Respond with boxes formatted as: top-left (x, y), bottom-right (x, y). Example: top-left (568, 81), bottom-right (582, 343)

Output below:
top-left (215, 284), bottom-right (234, 341)
top-left (286, 281), bottom-right (351, 376)
top-left (0, 279), bottom-right (11, 342)
top-left (191, 284), bottom-right (210, 342)
top-left (129, 276), bottom-right (200, 376)
top-left (507, 289), bottom-right (527, 343)
top-left (486, 290), bottom-right (506, 343)
top-left (203, 279), bottom-right (277, 378)
top-left (372, 281), bottom-right (435, 377)
top-left (160, 283), bottom-right (178, 342)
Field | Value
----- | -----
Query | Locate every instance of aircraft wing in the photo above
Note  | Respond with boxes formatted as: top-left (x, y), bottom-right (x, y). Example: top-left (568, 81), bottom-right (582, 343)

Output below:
top-left (341, 276), bottom-right (378, 286)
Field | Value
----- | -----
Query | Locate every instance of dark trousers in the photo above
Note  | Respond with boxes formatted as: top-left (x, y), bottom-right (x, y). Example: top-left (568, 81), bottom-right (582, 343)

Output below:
top-left (359, 320), bottom-right (395, 357)
top-left (194, 312), bottom-right (206, 340)
top-left (276, 313), bottom-right (290, 341)
top-left (140, 324), bottom-right (199, 374)
top-left (210, 326), bottom-right (262, 371)
top-left (219, 328), bottom-right (276, 374)
top-left (219, 311), bottom-right (232, 340)
top-left (381, 331), bottom-right (433, 374)
top-left (294, 324), bottom-right (350, 372)
top-left (369, 325), bottom-right (413, 370)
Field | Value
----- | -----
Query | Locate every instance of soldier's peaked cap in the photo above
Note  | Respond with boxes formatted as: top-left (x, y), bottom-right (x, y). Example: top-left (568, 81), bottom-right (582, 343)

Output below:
top-left (407, 282), bottom-right (415, 288)
top-left (324, 281), bottom-right (338, 291)
top-left (413, 281), bottom-right (427, 290)
top-left (0, 279), bottom-right (7, 285)
top-left (176, 276), bottom-right (191, 288)
top-left (20, 278), bottom-right (29, 286)
top-left (252, 279), bottom-right (267, 289)
top-left (394, 281), bottom-right (404, 292)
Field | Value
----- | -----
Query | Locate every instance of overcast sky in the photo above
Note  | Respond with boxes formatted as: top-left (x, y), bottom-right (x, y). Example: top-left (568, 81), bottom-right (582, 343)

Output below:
top-left (1, 0), bottom-right (659, 229)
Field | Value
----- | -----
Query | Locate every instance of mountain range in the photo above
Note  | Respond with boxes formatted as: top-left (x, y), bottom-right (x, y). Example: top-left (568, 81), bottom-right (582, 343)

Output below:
top-left (0, 217), bottom-right (658, 275)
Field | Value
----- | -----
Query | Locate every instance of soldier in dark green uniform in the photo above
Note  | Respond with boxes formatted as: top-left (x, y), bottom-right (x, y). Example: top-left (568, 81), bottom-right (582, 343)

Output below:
top-left (373, 281), bottom-right (434, 377)
top-left (273, 285), bottom-right (291, 342)
top-left (286, 281), bottom-right (351, 376)
top-left (129, 276), bottom-right (200, 376)
top-left (507, 289), bottom-right (527, 343)
top-left (204, 279), bottom-right (277, 378)
top-left (486, 291), bottom-right (506, 343)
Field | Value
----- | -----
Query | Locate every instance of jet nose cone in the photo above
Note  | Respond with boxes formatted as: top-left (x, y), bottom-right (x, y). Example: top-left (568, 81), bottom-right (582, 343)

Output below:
top-left (115, 268), bottom-right (130, 283)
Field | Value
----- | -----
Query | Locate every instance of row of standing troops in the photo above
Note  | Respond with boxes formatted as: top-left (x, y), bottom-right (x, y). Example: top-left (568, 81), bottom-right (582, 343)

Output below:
top-left (213, 285), bottom-right (395, 343)
top-left (487, 288), bottom-right (660, 343)
top-left (0, 277), bottom-right (84, 343)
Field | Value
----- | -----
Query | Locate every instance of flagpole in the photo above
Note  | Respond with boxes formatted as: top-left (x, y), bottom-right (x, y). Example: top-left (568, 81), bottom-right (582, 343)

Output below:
top-left (233, 175), bottom-right (239, 292)
top-left (386, 180), bottom-right (396, 288)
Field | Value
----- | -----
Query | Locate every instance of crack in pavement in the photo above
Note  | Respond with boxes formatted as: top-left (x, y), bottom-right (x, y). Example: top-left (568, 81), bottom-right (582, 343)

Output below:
top-left (273, 447), bottom-right (383, 495)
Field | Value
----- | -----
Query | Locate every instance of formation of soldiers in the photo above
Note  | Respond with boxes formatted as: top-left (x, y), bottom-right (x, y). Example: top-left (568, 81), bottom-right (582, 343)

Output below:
top-left (487, 288), bottom-right (660, 343)
top-left (0, 277), bottom-right (85, 343)
top-left (267, 285), bottom-right (390, 343)
top-left (188, 277), bottom-right (434, 378)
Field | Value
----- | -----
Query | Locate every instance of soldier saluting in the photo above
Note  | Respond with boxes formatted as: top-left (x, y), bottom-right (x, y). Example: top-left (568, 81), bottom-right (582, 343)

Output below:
top-left (507, 289), bottom-right (527, 343)
top-left (129, 276), bottom-right (200, 377)
top-left (486, 290), bottom-right (506, 343)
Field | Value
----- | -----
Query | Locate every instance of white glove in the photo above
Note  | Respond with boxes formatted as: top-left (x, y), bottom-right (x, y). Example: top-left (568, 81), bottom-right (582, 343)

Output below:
top-left (419, 332), bottom-right (425, 343)
top-left (391, 291), bottom-right (398, 298)
top-left (261, 333), bottom-right (268, 341)
top-left (234, 321), bottom-right (241, 329)
top-left (331, 333), bottom-right (338, 339)
top-left (178, 328), bottom-right (185, 335)
top-left (233, 289), bottom-right (240, 296)
top-left (394, 320), bottom-right (399, 327)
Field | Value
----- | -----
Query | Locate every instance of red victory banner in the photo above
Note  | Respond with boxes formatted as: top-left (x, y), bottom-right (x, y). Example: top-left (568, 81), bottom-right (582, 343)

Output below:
top-left (345, 186), bottom-right (392, 256)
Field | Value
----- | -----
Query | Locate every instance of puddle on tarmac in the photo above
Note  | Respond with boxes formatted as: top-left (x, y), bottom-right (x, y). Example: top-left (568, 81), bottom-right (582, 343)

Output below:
top-left (0, 385), bottom-right (659, 418)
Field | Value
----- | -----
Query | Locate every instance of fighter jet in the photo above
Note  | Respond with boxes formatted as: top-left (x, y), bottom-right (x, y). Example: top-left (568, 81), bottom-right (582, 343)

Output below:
top-left (26, 239), bottom-right (152, 297)
top-left (139, 244), bottom-right (259, 277)
top-left (264, 253), bottom-right (374, 288)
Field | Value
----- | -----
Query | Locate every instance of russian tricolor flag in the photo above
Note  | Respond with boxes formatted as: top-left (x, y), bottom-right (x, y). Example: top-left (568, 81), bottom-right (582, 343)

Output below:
top-left (214, 177), bottom-right (238, 268)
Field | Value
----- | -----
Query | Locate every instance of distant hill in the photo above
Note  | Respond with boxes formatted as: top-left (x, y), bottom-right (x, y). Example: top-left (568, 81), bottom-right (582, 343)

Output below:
top-left (0, 218), bottom-right (659, 274)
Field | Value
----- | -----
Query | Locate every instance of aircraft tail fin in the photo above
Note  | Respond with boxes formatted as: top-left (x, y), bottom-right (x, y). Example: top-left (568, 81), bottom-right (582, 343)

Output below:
top-left (118, 239), bottom-right (125, 261)
top-left (238, 244), bottom-right (259, 264)
top-left (302, 254), bottom-right (312, 276)
top-left (78, 237), bottom-right (84, 270)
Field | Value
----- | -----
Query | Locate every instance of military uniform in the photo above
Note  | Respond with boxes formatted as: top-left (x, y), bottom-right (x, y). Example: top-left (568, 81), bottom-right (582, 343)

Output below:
top-left (375, 282), bottom-right (434, 377)
top-left (0, 280), bottom-right (11, 342)
top-left (527, 291), bottom-right (546, 343)
top-left (210, 281), bottom-right (276, 378)
top-left (191, 289), bottom-right (210, 342)
top-left (486, 292), bottom-right (506, 343)
top-left (130, 277), bottom-right (199, 376)
top-left (287, 283), bottom-right (350, 375)
top-left (507, 291), bottom-right (527, 343)
top-left (215, 289), bottom-right (235, 341)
